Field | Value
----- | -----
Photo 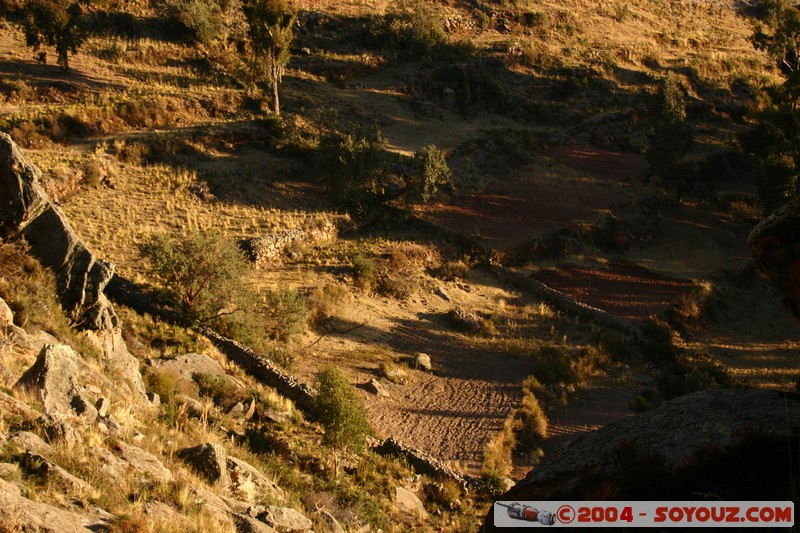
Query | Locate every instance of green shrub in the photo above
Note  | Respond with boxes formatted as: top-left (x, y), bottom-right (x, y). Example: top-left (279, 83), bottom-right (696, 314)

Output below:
top-left (350, 254), bottom-right (377, 292)
top-left (314, 366), bottom-right (371, 472)
top-left (630, 387), bottom-right (663, 412)
top-left (262, 289), bottom-right (307, 341)
top-left (155, 0), bottom-right (226, 44)
top-left (406, 145), bottom-right (453, 204)
top-left (534, 346), bottom-right (576, 385)
top-left (143, 367), bottom-right (180, 404)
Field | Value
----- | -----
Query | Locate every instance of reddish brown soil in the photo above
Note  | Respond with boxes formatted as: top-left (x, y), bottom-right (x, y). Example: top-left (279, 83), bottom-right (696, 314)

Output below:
top-left (533, 260), bottom-right (694, 324)
top-left (421, 146), bottom-right (643, 249)
top-left (546, 146), bottom-right (648, 182)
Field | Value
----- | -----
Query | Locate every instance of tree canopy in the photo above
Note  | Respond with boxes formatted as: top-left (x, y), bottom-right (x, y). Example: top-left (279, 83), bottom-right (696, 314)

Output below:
top-left (23, 0), bottom-right (86, 72)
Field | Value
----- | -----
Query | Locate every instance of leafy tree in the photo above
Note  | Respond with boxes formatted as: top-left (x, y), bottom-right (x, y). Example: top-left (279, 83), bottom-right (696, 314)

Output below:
top-left (243, 0), bottom-right (295, 116)
top-left (23, 0), bottom-right (86, 73)
top-left (314, 366), bottom-right (371, 475)
top-left (138, 230), bottom-right (250, 323)
top-left (407, 144), bottom-right (453, 203)
top-left (155, 0), bottom-right (225, 44)
top-left (646, 75), bottom-right (692, 196)
top-left (314, 125), bottom-right (389, 220)
top-left (752, 0), bottom-right (800, 108)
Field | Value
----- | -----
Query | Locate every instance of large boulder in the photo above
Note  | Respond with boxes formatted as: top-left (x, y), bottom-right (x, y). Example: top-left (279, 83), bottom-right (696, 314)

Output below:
top-left (481, 389), bottom-right (800, 530)
top-left (178, 443), bottom-right (230, 487)
top-left (749, 195), bottom-right (800, 318)
top-left (0, 132), bottom-right (116, 331)
top-left (0, 478), bottom-right (103, 532)
top-left (14, 344), bottom-right (97, 420)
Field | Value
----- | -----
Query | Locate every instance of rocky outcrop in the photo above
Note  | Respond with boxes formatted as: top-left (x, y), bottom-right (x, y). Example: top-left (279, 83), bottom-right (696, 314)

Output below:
top-left (394, 487), bottom-right (429, 520)
top-left (15, 344), bottom-right (97, 420)
top-left (482, 389), bottom-right (800, 530)
top-left (178, 443), bottom-right (230, 487)
top-left (0, 133), bottom-right (117, 330)
top-left (748, 195), bottom-right (800, 318)
top-left (257, 506), bottom-right (313, 532)
top-left (0, 478), bottom-right (105, 532)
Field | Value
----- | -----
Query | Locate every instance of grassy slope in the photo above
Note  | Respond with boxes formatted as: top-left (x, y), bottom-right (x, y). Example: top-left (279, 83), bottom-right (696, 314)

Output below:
top-left (2, 0), bottom-right (799, 518)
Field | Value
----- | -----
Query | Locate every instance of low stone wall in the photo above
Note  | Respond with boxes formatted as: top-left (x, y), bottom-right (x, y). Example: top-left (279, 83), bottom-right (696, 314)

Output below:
top-left (243, 220), bottom-right (338, 268)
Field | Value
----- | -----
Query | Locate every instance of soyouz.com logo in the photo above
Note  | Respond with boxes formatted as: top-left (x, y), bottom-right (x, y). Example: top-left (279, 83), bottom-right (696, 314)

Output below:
top-left (493, 501), bottom-right (794, 528)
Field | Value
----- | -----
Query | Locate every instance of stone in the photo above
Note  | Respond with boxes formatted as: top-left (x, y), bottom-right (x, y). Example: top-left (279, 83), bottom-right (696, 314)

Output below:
top-left (482, 389), bottom-right (800, 530)
top-left (0, 478), bottom-right (101, 532)
top-left (154, 353), bottom-right (229, 385)
top-left (95, 397), bottom-right (111, 417)
top-left (234, 512), bottom-right (279, 533)
top-left (0, 133), bottom-right (119, 331)
top-left (175, 394), bottom-right (206, 417)
top-left (394, 486), bottom-right (429, 520)
top-left (115, 442), bottom-right (174, 483)
top-left (257, 506), bottom-right (313, 532)
top-left (447, 306), bottom-right (482, 334)
top-left (22, 452), bottom-right (93, 494)
top-left (40, 415), bottom-right (82, 448)
top-left (414, 353), bottom-right (432, 372)
top-left (147, 392), bottom-right (161, 406)
top-left (178, 443), bottom-right (230, 486)
top-left (0, 463), bottom-right (19, 480)
top-left (366, 379), bottom-right (390, 398)
top-left (143, 500), bottom-right (189, 527)
top-left (15, 344), bottom-right (97, 420)
top-left (317, 509), bottom-right (345, 533)
top-left (85, 329), bottom-right (147, 401)
top-left (88, 447), bottom-right (128, 485)
top-left (7, 431), bottom-right (53, 458)
top-left (0, 297), bottom-right (12, 327)
top-left (244, 398), bottom-right (257, 420)
top-left (229, 402), bottom-right (245, 416)
top-left (227, 456), bottom-right (285, 503)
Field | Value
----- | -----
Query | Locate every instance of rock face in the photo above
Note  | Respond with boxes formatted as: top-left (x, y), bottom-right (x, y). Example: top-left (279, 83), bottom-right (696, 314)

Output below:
top-left (178, 443), bottom-right (230, 486)
top-left (257, 505), bottom-right (313, 532)
top-left (15, 344), bottom-right (97, 420)
top-left (749, 195), bottom-right (800, 318)
top-left (395, 486), bottom-right (429, 520)
top-left (0, 132), bottom-right (116, 331)
top-left (482, 389), bottom-right (800, 530)
top-left (0, 478), bottom-right (102, 532)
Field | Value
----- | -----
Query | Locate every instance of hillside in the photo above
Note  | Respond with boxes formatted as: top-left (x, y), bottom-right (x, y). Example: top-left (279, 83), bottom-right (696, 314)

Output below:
top-left (1, 0), bottom-right (800, 531)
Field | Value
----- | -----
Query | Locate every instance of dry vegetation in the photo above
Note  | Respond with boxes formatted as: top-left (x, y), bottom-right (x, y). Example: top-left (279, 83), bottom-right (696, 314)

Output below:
top-left (2, 0), bottom-right (800, 529)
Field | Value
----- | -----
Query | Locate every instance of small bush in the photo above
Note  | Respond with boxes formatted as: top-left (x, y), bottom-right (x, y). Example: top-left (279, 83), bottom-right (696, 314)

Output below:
top-left (351, 254), bottom-right (377, 292)
top-left (262, 289), bottom-right (307, 342)
top-left (437, 259), bottom-right (470, 281)
top-left (630, 387), bottom-right (663, 412)
top-left (307, 283), bottom-right (350, 329)
top-left (534, 346), bottom-right (576, 385)
top-left (155, 0), bottom-right (225, 44)
top-left (406, 145), bottom-right (453, 203)
top-left (143, 367), bottom-right (180, 405)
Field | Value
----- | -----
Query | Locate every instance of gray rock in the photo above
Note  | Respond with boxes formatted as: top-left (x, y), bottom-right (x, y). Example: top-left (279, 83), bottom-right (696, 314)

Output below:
top-left (154, 353), bottom-right (230, 385)
top-left (115, 442), bottom-right (174, 483)
top-left (394, 486), bottom-right (429, 520)
top-left (227, 456), bottom-right (285, 503)
top-left (147, 392), bottom-right (161, 406)
top-left (485, 389), bottom-right (800, 531)
top-left (0, 463), bottom-right (19, 480)
top-left (257, 506), bottom-right (313, 532)
top-left (0, 478), bottom-right (101, 532)
top-left (234, 512), bottom-right (280, 533)
top-left (178, 443), bottom-right (230, 486)
top-left (317, 509), bottom-right (345, 533)
top-left (245, 398), bottom-right (256, 420)
top-left (0, 297), bottom-right (12, 327)
top-left (143, 500), bottom-right (189, 527)
top-left (86, 329), bottom-right (147, 401)
top-left (8, 431), bottom-right (53, 458)
top-left (0, 133), bottom-right (118, 331)
top-left (15, 344), bottom-right (97, 420)
top-left (414, 353), bottom-right (432, 372)
top-left (88, 446), bottom-right (128, 485)
top-left (22, 452), bottom-right (93, 494)
top-left (95, 397), bottom-right (111, 417)
top-left (175, 394), bottom-right (206, 417)
top-left (366, 379), bottom-right (390, 398)
top-left (40, 415), bottom-right (82, 448)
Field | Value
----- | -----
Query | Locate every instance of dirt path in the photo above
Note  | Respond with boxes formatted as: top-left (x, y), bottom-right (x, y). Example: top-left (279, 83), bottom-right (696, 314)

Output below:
top-left (542, 377), bottom-right (639, 456)
top-left (367, 320), bottom-right (533, 474)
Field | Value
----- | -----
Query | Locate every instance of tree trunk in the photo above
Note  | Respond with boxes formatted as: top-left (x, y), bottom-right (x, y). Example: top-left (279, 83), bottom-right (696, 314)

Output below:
top-left (272, 66), bottom-right (280, 116)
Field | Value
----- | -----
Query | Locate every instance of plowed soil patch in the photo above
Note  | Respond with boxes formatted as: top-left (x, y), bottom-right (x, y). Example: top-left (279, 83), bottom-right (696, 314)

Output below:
top-left (533, 261), bottom-right (693, 324)
top-left (547, 145), bottom-right (648, 181)
top-left (366, 321), bottom-right (532, 474)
